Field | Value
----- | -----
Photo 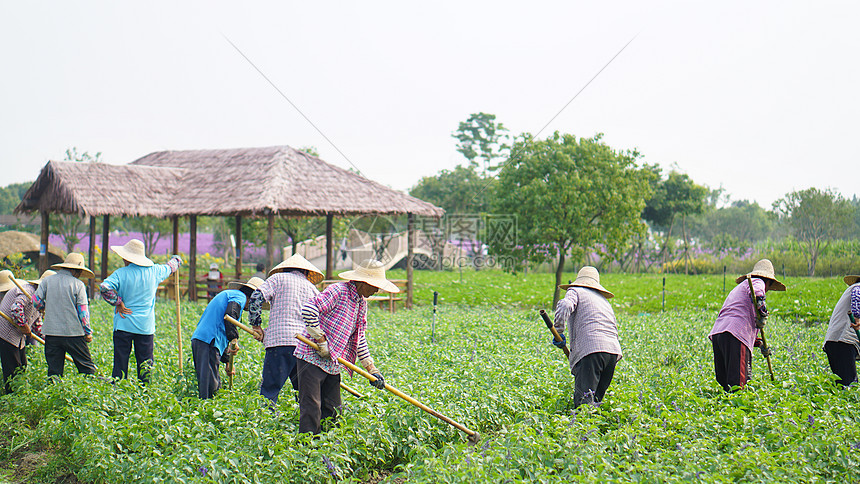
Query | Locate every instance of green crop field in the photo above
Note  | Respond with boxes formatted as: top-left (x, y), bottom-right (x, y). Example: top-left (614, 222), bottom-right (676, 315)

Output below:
top-left (1, 270), bottom-right (858, 482)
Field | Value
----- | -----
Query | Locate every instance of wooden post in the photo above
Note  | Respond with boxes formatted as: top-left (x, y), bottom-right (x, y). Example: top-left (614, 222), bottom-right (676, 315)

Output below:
top-left (38, 210), bottom-right (49, 274)
top-left (235, 215), bottom-right (243, 279)
top-left (266, 213), bottom-right (274, 272)
top-left (407, 212), bottom-right (414, 309)
top-left (100, 215), bottom-right (110, 281)
top-left (171, 216), bottom-right (179, 256)
top-left (325, 213), bottom-right (334, 280)
top-left (188, 215), bottom-right (197, 302)
top-left (88, 215), bottom-right (96, 297)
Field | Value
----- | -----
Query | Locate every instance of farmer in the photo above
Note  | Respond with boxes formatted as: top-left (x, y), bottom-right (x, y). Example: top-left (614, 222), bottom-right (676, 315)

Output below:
top-left (191, 276), bottom-right (264, 399)
top-left (822, 274), bottom-right (860, 386)
top-left (99, 239), bottom-right (182, 383)
top-left (248, 254), bottom-right (323, 404)
top-left (0, 270), bottom-right (54, 393)
top-left (32, 253), bottom-right (98, 377)
top-left (552, 266), bottom-right (623, 408)
top-left (207, 262), bottom-right (223, 299)
top-left (252, 263), bottom-right (266, 280)
top-left (295, 259), bottom-right (397, 434)
top-left (708, 259), bottom-right (786, 392)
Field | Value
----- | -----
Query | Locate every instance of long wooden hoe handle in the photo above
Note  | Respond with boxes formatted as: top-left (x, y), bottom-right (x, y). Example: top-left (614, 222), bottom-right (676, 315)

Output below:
top-left (539, 309), bottom-right (570, 357)
top-left (175, 269), bottom-right (183, 372)
top-left (295, 333), bottom-right (480, 442)
top-left (746, 276), bottom-right (775, 381)
top-left (6, 276), bottom-right (74, 363)
top-left (223, 315), bottom-right (365, 399)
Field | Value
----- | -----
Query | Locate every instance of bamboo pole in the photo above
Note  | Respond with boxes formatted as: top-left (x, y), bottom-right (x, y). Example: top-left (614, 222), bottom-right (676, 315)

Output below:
top-left (5, 277), bottom-right (73, 363)
top-left (295, 333), bottom-right (479, 442)
top-left (175, 268), bottom-right (183, 371)
top-left (746, 276), bottom-right (775, 381)
top-left (223, 315), bottom-right (365, 398)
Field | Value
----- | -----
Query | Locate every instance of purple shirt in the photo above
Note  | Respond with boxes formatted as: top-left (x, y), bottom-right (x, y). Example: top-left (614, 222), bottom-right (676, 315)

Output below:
top-left (709, 278), bottom-right (765, 352)
top-left (253, 271), bottom-right (319, 348)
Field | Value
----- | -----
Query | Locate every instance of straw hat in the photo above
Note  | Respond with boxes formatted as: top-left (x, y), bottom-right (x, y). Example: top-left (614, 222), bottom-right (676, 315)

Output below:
top-left (0, 270), bottom-right (14, 292)
top-left (27, 270), bottom-right (56, 285)
top-left (558, 266), bottom-right (614, 299)
top-left (228, 276), bottom-right (265, 293)
top-left (735, 259), bottom-right (786, 291)
top-left (110, 239), bottom-right (153, 267)
top-left (268, 254), bottom-right (324, 284)
top-left (339, 259), bottom-right (400, 293)
top-left (845, 275), bottom-right (860, 286)
top-left (51, 253), bottom-right (94, 279)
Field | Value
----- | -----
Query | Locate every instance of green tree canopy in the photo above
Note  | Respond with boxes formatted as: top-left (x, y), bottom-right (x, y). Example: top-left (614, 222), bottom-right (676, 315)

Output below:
top-left (409, 164), bottom-right (490, 215)
top-left (490, 132), bottom-right (653, 307)
top-left (452, 112), bottom-right (509, 175)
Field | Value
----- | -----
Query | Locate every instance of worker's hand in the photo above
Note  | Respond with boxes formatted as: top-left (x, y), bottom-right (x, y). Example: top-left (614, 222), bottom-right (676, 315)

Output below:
top-left (227, 340), bottom-right (240, 355)
top-left (226, 363), bottom-right (236, 376)
top-left (850, 318), bottom-right (860, 331)
top-left (760, 345), bottom-right (772, 358)
top-left (18, 324), bottom-right (32, 336)
top-left (370, 372), bottom-right (385, 390)
top-left (252, 326), bottom-right (265, 342)
top-left (552, 333), bottom-right (567, 348)
top-left (316, 340), bottom-right (330, 359)
top-left (84, 334), bottom-right (93, 343)
top-left (115, 301), bottom-right (133, 318)
top-left (754, 338), bottom-right (763, 348)
top-left (755, 317), bottom-right (767, 329)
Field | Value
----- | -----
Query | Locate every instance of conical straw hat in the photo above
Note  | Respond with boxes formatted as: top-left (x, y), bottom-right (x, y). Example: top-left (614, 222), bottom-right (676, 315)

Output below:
top-left (228, 276), bottom-right (265, 293)
top-left (558, 266), bottom-right (614, 298)
top-left (268, 254), bottom-right (324, 284)
top-left (111, 239), bottom-right (153, 267)
top-left (0, 270), bottom-right (14, 292)
top-left (338, 259), bottom-right (399, 293)
top-left (27, 270), bottom-right (56, 285)
top-left (735, 259), bottom-right (786, 291)
top-left (51, 253), bottom-right (94, 279)
top-left (844, 275), bottom-right (860, 286)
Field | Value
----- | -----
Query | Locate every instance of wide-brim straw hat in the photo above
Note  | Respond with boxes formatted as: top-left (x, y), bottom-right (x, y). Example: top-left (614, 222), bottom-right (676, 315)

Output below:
top-left (110, 239), bottom-right (153, 267)
top-left (228, 276), bottom-right (265, 293)
top-left (735, 259), bottom-right (786, 291)
top-left (268, 254), bottom-right (324, 284)
top-left (845, 275), bottom-right (860, 286)
top-left (558, 266), bottom-right (614, 299)
top-left (339, 259), bottom-right (400, 293)
top-left (51, 253), bottom-right (94, 279)
top-left (27, 270), bottom-right (56, 285)
top-left (0, 270), bottom-right (14, 292)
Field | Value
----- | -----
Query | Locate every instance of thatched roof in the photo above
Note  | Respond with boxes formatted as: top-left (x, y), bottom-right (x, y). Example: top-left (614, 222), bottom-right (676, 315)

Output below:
top-left (0, 230), bottom-right (65, 263)
top-left (18, 146), bottom-right (444, 218)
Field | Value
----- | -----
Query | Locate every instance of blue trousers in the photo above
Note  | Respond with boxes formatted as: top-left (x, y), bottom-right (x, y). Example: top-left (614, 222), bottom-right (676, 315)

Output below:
top-left (260, 345), bottom-right (299, 404)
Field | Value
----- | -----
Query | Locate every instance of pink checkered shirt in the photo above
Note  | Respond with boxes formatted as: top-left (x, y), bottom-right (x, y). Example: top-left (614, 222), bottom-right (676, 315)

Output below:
top-left (295, 281), bottom-right (368, 375)
top-left (0, 284), bottom-right (41, 349)
top-left (257, 271), bottom-right (319, 348)
top-left (554, 287), bottom-right (623, 370)
top-left (709, 278), bottom-right (765, 352)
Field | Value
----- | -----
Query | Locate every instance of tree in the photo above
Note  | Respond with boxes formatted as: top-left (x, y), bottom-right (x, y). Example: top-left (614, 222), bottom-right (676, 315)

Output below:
top-left (125, 216), bottom-right (173, 256)
top-left (51, 148), bottom-right (103, 252)
top-left (773, 187), bottom-right (854, 276)
top-left (690, 200), bottom-right (775, 253)
top-left (452, 112), bottom-right (509, 175)
top-left (0, 182), bottom-right (34, 215)
top-left (409, 165), bottom-right (491, 215)
top-left (490, 132), bottom-right (653, 307)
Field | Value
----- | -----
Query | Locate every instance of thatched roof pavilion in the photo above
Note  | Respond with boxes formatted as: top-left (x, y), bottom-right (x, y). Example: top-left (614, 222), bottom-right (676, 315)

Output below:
top-left (17, 146), bottom-right (443, 306)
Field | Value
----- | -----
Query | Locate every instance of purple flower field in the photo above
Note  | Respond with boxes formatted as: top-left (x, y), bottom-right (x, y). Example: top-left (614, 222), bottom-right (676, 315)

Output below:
top-left (50, 232), bottom-right (267, 259)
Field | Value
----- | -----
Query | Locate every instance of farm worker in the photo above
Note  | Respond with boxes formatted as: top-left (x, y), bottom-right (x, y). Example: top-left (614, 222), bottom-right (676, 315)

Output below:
top-left (99, 239), bottom-right (182, 384)
top-left (248, 254), bottom-right (323, 404)
top-left (708, 259), bottom-right (786, 392)
top-left (252, 263), bottom-right (266, 280)
top-left (207, 262), bottom-right (223, 299)
top-left (0, 270), bottom-right (54, 393)
top-left (553, 266), bottom-right (623, 408)
top-left (822, 274), bottom-right (860, 386)
top-left (295, 259), bottom-right (398, 434)
top-left (191, 276), bottom-right (264, 399)
top-left (32, 253), bottom-right (98, 377)
top-left (0, 270), bottom-right (14, 301)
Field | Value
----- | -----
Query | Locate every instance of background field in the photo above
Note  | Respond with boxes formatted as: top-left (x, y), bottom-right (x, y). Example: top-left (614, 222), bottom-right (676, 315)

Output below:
top-left (1, 270), bottom-right (858, 482)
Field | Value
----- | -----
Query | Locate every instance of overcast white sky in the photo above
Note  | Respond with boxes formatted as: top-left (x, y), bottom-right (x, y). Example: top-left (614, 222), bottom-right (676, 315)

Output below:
top-left (1, 1), bottom-right (857, 208)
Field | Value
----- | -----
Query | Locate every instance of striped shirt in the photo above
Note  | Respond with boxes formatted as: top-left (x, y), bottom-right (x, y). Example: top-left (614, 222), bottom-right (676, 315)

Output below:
top-left (709, 278), bottom-right (766, 352)
top-left (249, 270), bottom-right (319, 348)
top-left (295, 281), bottom-right (370, 375)
top-left (554, 287), bottom-right (623, 370)
top-left (0, 284), bottom-right (41, 349)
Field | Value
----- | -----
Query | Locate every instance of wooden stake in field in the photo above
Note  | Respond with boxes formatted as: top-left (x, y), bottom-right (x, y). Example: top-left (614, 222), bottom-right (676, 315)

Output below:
top-left (223, 315), bottom-right (365, 399)
top-left (6, 276), bottom-right (74, 363)
top-left (539, 309), bottom-right (570, 358)
top-left (175, 268), bottom-right (183, 371)
top-left (746, 275), bottom-right (775, 381)
top-left (295, 333), bottom-right (480, 443)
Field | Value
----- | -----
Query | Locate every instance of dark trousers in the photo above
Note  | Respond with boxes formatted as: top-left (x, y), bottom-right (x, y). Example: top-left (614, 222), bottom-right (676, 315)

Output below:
top-left (712, 331), bottom-right (751, 392)
top-left (297, 359), bottom-right (341, 434)
top-left (824, 341), bottom-right (858, 386)
top-left (44, 335), bottom-right (97, 377)
top-left (260, 346), bottom-right (299, 404)
top-left (572, 351), bottom-right (617, 407)
top-left (112, 330), bottom-right (155, 383)
top-left (0, 339), bottom-right (27, 394)
top-left (192, 338), bottom-right (222, 399)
